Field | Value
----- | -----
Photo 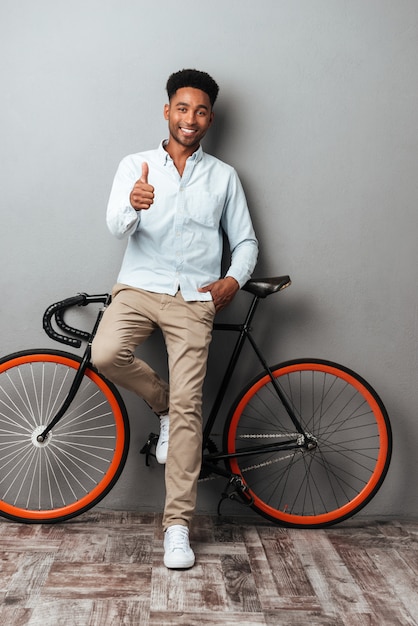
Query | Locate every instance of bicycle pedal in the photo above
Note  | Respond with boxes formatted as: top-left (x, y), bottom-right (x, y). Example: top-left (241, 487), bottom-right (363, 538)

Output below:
top-left (139, 432), bottom-right (159, 466)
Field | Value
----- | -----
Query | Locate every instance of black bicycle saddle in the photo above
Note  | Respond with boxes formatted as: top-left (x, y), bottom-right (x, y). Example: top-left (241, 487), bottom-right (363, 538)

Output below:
top-left (242, 275), bottom-right (291, 298)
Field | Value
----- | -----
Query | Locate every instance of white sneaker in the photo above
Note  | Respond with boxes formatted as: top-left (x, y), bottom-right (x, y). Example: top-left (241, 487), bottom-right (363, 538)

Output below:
top-left (164, 525), bottom-right (195, 569)
top-left (156, 414), bottom-right (169, 464)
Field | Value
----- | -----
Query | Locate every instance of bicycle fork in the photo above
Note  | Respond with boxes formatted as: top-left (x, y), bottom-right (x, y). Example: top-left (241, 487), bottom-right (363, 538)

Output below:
top-left (36, 309), bottom-right (105, 443)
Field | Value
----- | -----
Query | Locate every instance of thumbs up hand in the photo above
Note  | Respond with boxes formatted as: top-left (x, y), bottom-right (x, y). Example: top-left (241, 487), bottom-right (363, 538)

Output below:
top-left (130, 162), bottom-right (155, 211)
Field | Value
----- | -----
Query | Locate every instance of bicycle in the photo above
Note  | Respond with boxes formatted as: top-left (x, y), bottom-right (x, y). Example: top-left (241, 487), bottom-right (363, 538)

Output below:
top-left (0, 275), bottom-right (392, 528)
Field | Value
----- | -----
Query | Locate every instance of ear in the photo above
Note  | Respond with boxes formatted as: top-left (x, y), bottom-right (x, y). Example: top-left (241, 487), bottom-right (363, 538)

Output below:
top-left (164, 103), bottom-right (170, 120)
top-left (209, 111), bottom-right (215, 127)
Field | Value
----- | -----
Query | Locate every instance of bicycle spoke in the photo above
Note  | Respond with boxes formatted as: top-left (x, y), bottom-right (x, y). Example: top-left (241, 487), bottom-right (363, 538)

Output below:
top-left (0, 351), bottom-right (129, 522)
top-left (225, 360), bottom-right (391, 527)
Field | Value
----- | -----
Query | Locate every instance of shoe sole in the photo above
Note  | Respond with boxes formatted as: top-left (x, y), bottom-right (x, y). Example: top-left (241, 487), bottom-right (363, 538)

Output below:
top-left (156, 450), bottom-right (167, 464)
top-left (156, 441), bottom-right (168, 464)
top-left (164, 554), bottom-right (195, 569)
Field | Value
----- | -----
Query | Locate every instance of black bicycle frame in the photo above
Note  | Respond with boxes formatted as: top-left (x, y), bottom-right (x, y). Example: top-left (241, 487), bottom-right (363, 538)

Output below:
top-left (202, 293), bottom-right (306, 456)
top-left (38, 291), bottom-right (306, 459)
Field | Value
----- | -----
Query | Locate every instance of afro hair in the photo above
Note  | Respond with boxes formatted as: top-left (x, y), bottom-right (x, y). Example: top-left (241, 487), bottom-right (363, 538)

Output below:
top-left (166, 69), bottom-right (219, 107)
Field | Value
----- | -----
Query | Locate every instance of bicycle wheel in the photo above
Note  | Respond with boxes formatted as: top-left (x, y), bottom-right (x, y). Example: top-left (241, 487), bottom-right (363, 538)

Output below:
top-left (224, 359), bottom-right (392, 528)
top-left (0, 350), bottom-right (129, 523)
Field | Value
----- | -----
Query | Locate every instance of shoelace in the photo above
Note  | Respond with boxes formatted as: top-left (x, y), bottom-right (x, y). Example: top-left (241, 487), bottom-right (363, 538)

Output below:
top-left (166, 526), bottom-right (189, 551)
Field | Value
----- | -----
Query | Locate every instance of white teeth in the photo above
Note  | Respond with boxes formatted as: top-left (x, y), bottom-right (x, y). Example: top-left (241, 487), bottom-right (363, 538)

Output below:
top-left (181, 128), bottom-right (195, 134)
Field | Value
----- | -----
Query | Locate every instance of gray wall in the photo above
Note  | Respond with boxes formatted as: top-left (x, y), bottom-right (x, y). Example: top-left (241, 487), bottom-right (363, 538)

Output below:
top-left (1, 0), bottom-right (417, 519)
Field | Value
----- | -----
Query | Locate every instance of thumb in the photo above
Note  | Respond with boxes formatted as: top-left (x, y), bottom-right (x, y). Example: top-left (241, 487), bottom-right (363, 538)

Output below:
top-left (140, 162), bottom-right (149, 184)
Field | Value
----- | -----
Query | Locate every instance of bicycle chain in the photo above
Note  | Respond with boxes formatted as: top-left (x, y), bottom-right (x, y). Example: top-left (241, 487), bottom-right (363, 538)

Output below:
top-left (198, 434), bottom-right (303, 482)
top-left (237, 432), bottom-right (299, 439)
top-left (238, 449), bottom-right (304, 473)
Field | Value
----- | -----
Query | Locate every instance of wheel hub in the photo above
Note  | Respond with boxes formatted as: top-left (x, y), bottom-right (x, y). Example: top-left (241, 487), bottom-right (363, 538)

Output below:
top-left (32, 425), bottom-right (52, 448)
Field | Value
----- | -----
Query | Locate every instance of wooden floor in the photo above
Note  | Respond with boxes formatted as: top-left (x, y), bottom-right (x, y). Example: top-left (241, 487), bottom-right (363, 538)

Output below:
top-left (0, 511), bottom-right (417, 626)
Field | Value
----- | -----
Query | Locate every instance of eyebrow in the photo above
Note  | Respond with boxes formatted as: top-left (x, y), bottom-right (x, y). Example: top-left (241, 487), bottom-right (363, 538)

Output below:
top-left (176, 101), bottom-right (210, 111)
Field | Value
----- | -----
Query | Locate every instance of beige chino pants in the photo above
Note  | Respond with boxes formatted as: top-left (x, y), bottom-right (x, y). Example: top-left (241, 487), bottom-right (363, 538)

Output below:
top-left (91, 284), bottom-right (215, 530)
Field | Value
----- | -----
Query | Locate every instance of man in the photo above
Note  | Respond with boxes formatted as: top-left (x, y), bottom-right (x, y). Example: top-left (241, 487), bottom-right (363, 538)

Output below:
top-left (92, 69), bottom-right (258, 569)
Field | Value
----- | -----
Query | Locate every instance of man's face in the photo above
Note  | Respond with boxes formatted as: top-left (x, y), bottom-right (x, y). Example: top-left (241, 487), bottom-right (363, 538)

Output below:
top-left (164, 87), bottom-right (214, 149)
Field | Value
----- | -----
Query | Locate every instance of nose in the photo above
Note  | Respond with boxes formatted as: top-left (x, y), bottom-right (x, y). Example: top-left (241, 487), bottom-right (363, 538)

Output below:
top-left (184, 110), bottom-right (196, 125)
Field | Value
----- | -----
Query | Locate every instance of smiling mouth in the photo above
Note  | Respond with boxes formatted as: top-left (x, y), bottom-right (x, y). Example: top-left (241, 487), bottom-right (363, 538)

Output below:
top-left (180, 127), bottom-right (197, 135)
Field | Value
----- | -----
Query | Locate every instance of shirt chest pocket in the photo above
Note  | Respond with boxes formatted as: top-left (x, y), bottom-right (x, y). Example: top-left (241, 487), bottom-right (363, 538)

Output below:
top-left (183, 191), bottom-right (224, 228)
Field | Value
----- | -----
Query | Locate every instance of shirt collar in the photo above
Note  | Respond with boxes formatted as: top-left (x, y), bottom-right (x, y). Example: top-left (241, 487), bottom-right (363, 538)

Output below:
top-left (158, 140), bottom-right (204, 165)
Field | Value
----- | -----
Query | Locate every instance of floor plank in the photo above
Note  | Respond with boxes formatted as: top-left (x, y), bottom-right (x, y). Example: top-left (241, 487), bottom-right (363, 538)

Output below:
top-left (0, 512), bottom-right (417, 625)
top-left (41, 562), bottom-right (152, 600)
top-left (291, 529), bottom-right (371, 619)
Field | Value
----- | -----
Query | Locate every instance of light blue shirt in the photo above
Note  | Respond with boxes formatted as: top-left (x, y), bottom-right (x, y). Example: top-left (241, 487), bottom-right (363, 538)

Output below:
top-left (106, 142), bottom-right (258, 301)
